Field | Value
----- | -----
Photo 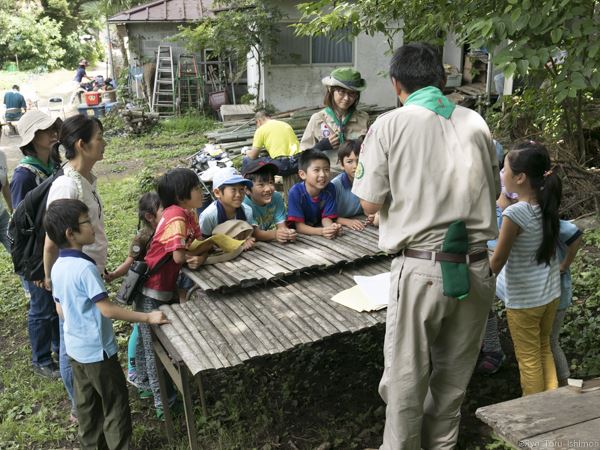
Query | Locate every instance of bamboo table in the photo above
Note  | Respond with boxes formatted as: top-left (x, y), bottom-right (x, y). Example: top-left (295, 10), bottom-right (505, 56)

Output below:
top-left (150, 226), bottom-right (389, 449)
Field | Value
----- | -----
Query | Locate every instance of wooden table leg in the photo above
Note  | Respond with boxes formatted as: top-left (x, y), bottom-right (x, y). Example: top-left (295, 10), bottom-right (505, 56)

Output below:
top-left (151, 329), bottom-right (176, 442)
top-left (181, 365), bottom-right (200, 450)
top-left (195, 374), bottom-right (208, 417)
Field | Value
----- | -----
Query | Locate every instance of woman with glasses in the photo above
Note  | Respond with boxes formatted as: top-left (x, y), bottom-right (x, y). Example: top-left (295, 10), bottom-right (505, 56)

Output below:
top-left (300, 67), bottom-right (369, 159)
top-left (10, 111), bottom-right (63, 380)
top-left (43, 114), bottom-right (109, 423)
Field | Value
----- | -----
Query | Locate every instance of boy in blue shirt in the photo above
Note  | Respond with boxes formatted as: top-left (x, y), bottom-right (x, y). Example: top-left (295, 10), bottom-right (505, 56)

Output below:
top-left (242, 160), bottom-right (296, 243)
top-left (330, 138), bottom-right (377, 231)
top-left (200, 166), bottom-right (256, 249)
top-left (287, 149), bottom-right (341, 239)
top-left (45, 198), bottom-right (168, 449)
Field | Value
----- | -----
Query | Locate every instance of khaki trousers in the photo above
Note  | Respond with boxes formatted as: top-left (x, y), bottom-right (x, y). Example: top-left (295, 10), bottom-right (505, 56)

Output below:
top-left (379, 255), bottom-right (494, 450)
top-left (71, 354), bottom-right (132, 450)
top-left (506, 299), bottom-right (559, 396)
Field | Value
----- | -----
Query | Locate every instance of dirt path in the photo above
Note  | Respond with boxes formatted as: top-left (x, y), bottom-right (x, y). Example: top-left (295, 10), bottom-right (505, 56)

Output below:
top-left (1, 62), bottom-right (108, 172)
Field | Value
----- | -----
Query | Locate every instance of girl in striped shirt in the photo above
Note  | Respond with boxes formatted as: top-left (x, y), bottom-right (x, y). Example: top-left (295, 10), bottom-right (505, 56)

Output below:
top-left (490, 141), bottom-right (562, 396)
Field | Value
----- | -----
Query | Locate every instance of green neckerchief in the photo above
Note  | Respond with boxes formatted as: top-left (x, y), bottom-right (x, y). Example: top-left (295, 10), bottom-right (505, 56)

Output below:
top-left (20, 155), bottom-right (55, 177)
top-left (403, 86), bottom-right (456, 119)
top-left (324, 107), bottom-right (354, 144)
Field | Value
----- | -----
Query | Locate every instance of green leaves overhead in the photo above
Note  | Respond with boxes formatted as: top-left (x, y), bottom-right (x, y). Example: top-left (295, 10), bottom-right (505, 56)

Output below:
top-left (295, 0), bottom-right (599, 99)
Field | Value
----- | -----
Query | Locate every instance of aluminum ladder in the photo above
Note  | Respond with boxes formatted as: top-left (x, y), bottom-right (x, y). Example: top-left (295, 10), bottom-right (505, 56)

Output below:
top-left (152, 45), bottom-right (175, 116)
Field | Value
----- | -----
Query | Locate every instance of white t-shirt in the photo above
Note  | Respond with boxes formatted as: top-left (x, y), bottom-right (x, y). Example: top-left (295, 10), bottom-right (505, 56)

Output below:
top-left (47, 164), bottom-right (108, 272)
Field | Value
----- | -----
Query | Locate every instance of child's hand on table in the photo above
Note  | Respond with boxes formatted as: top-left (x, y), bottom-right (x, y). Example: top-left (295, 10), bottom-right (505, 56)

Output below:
top-left (276, 227), bottom-right (297, 243)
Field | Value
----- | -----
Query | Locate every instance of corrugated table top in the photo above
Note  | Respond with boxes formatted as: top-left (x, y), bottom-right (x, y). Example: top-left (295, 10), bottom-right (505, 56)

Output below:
top-left (182, 225), bottom-right (383, 293)
top-left (159, 257), bottom-right (390, 375)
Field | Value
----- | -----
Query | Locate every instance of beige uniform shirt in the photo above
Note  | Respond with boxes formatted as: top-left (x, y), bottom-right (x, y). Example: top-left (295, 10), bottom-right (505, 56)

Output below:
top-left (352, 104), bottom-right (500, 253)
top-left (300, 108), bottom-right (369, 151)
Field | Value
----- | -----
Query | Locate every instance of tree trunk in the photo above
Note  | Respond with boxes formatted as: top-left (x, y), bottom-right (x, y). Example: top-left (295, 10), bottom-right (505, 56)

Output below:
top-left (562, 100), bottom-right (575, 154)
top-left (575, 91), bottom-right (586, 163)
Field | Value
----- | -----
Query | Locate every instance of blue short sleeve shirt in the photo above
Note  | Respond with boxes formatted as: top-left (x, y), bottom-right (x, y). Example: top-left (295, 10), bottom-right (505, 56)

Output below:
top-left (287, 181), bottom-right (337, 227)
top-left (243, 191), bottom-right (286, 231)
top-left (331, 172), bottom-right (363, 218)
top-left (557, 220), bottom-right (583, 309)
top-left (199, 201), bottom-right (255, 236)
top-left (51, 249), bottom-right (117, 363)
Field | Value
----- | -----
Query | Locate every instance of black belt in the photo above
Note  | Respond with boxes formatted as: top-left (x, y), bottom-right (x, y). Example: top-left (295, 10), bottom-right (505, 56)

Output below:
top-left (398, 248), bottom-right (488, 264)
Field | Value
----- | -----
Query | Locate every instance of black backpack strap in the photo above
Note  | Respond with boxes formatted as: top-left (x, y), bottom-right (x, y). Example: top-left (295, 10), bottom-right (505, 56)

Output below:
top-left (146, 253), bottom-right (172, 278)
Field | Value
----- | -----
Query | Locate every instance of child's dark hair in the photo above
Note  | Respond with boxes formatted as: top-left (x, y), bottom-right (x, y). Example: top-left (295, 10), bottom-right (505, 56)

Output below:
top-left (138, 192), bottom-right (161, 228)
top-left (54, 115), bottom-right (103, 160)
top-left (157, 168), bottom-right (200, 208)
top-left (245, 166), bottom-right (277, 185)
top-left (298, 149), bottom-right (330, 172)
top-left (44, 199), bottom-right (89, 248)
top-left (337, 137), bottom-right (363, 163)
top-left (507, 141), bottom-right (562, 265)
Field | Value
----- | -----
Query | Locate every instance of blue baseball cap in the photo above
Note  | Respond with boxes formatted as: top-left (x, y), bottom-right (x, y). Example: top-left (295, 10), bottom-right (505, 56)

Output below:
top-left (212, 166), bottom-right (253, 189)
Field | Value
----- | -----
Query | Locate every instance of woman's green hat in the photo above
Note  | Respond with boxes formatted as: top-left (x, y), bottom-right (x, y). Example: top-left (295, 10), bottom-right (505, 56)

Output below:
top-left (322, 67), bottom-right (366, 92)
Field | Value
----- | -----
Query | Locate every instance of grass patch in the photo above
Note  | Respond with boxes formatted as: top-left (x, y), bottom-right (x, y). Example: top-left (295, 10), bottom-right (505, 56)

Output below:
top-left (100, 114), bottom-right (217, 176)
top-left (0, 71), bottom-right (32, 90)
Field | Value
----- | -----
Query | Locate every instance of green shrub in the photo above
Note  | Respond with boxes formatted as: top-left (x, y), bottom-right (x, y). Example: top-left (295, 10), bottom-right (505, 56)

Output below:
top-left (158, 113), bottom-right (216, 134)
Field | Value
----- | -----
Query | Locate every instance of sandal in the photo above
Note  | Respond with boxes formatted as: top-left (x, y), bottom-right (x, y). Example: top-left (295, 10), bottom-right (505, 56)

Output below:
top-left (477, 351), bottom-right (506, 375)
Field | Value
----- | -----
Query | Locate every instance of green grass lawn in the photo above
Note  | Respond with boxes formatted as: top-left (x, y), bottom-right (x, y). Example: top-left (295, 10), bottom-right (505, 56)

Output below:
top-left (0, 114), bottom-right (599, 449)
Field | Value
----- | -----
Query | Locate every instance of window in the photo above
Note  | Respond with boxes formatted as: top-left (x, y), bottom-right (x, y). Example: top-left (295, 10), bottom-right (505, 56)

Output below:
top-left (272, 26), bottom-right (310, 65)
top-left (272, 25), bottom-right (353, 65)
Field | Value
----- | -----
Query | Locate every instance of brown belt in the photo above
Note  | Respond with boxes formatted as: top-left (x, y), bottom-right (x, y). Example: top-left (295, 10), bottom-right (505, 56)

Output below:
top-left (401, 248), bottom-right (488, 264)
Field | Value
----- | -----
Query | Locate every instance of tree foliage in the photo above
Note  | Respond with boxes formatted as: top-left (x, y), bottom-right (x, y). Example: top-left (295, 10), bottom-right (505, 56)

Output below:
top-left (0, 9), bottom-right (65, 70)
top-left (176, 0), bottom-right (282, 100)
top-left (0, 0), bottom-right (146, 71)
top-left (296, 0), bottom-right (600, 162)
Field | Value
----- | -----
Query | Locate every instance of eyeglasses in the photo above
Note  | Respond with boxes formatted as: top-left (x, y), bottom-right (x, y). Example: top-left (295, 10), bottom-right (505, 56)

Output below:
top-left (333, 88), bottom-right (358, 99)
top-left (78, 219), bottom-right (92, 226)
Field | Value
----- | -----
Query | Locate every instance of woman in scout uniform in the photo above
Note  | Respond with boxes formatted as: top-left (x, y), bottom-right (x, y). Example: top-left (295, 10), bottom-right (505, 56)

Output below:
top-left (300, 68), bottom-right (369, 153)
top-left (10, 110), bottom-right (62, 381)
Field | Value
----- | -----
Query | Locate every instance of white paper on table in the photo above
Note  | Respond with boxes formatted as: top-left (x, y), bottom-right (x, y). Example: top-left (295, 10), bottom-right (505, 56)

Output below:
top-left (353, 272), bottom-right (390, 310)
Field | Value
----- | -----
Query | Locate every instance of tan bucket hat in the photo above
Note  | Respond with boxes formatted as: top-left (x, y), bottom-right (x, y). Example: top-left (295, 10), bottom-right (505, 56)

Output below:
top-left (17, 110), bottom-right (60, 147)
top-left (205, 220), bottom-right (254, 265)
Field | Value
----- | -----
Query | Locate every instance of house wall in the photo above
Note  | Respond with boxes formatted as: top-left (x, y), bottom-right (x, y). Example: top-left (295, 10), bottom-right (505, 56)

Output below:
top-left (126, 23), bottom-right (193, 64)
top-left (250, 0), bottom-right (403, 111)
top-left (442, 33), bottom-right (463, 70)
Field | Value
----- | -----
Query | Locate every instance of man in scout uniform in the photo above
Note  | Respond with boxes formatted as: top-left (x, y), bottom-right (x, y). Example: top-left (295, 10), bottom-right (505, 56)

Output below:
top-left (300, 68), bottom-right (369, 163)
top-left (352, 43), bottom-right (500, 449)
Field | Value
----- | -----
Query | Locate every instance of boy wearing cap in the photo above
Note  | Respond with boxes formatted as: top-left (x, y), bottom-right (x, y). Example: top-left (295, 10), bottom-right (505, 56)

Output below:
top-left (287, 149), bottom-right (341, 239)
top-left (242, 161), bottom-right (296, 243)
top-left (300, 67), bottom-right (369, 162)
top-left (200, 167), bottom-right (256, 248)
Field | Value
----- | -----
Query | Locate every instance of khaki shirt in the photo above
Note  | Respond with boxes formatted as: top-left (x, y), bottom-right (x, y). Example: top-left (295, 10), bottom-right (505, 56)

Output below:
top-left (352, 104), bottom-right (500, 253)
top-left (300, 108), bottom-right (369, 151)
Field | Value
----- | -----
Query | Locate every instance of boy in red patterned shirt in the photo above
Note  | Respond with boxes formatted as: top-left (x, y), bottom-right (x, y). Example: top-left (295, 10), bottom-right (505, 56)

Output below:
top-left (135, 168), bottom-right (211, 418)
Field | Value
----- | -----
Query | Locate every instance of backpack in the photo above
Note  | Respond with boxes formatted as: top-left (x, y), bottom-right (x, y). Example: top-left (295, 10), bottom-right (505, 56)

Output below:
top-left (8, 168), bottom-right (64, 281)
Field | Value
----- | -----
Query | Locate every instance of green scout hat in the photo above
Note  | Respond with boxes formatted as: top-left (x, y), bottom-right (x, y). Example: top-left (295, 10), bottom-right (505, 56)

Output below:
top-left (322, 67), bottom-right (366, 92)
